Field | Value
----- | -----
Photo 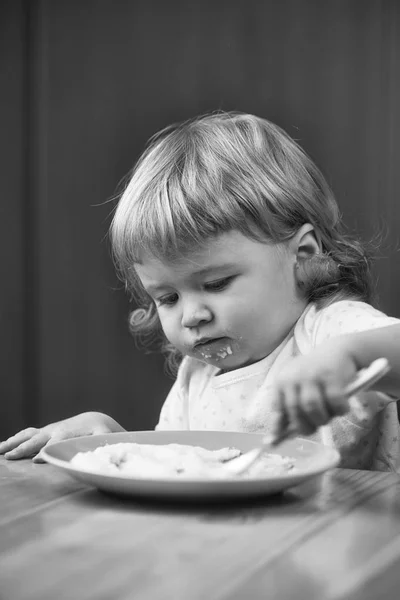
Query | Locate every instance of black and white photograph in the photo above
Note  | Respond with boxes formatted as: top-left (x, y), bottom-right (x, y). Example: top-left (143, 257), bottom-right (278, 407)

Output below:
top-left (1, 1), bottom-right (400, 599)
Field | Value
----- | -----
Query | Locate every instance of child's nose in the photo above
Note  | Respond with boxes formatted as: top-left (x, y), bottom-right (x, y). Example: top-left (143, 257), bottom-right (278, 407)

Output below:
top-left (181, 301), bottom-right (213, 328)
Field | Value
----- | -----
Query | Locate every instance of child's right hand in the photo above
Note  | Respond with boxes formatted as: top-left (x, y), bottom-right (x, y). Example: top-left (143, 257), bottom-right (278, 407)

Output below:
top-left (0, 412), bottom-right (126, 463)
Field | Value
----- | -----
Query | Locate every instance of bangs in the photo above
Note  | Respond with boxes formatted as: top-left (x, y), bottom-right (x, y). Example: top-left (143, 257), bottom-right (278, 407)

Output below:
top-left (110, 112), bottom-right (339, 287)
top-left (111, 121), bottom-right (275, 278)
top-left (118, 160), bottom-right (259, 263)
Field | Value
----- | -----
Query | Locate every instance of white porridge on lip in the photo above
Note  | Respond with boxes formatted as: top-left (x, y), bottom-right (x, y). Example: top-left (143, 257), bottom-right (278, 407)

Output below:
top-left (70, 442), bottom-right (296, 479)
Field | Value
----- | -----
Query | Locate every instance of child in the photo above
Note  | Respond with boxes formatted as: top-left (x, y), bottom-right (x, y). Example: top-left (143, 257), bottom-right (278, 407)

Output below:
top-left (1, 112), bottom-right (400, 470)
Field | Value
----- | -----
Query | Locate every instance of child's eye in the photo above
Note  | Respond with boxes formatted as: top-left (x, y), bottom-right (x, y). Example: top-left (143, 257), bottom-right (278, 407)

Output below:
top-left (157, 293), bottom-right (179, 307)
top-left (204, 276), bottom-right (234, 292)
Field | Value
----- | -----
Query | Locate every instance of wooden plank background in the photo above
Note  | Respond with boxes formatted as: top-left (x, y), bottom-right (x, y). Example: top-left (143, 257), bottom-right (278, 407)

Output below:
top-left (1, 0), bottom-right (400, 440)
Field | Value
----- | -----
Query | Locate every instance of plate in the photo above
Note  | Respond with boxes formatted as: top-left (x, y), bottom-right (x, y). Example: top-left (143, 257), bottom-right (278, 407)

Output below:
top-left (41, 431), bottom-right (340, 500)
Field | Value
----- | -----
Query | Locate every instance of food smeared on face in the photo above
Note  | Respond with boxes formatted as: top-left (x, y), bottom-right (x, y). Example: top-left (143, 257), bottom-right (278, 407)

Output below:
top-left (195, 341), bottom-right (234, 361)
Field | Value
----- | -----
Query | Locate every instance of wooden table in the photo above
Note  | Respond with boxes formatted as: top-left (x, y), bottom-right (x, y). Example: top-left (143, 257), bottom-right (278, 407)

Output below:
top-left (1, 457), bottom-right (400, 600)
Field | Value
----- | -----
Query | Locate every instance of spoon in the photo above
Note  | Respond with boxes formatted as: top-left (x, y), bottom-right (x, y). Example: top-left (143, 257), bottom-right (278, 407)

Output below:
top-left (225, 357), bottom-right (391, 477)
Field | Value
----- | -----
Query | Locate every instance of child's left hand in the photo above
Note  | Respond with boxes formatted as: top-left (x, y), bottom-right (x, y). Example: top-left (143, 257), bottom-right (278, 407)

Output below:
top-left (269, 343), bottom-right (359, 439)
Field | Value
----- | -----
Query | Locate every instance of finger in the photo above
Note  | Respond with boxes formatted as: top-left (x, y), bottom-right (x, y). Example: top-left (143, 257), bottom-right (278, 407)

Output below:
top-left (268, 388), bottom-right (289, 440)
top-left (0, 428), bottom-right (39, 455)
top-left (324, 383), bottom-right (350, 417)
top-left (32, 432), bottom-right (70, 463)
top-left (4, 432), bottom-right (50, 460)
top-left (300, 381), bottom-right (331, 428)
top-left (285, 383), bottom-right (316, 436)
top-left (33, 426), bottom-right (102, 463)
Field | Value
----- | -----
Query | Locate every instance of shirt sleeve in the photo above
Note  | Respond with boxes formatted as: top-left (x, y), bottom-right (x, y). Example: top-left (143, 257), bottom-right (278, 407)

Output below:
top-left (309, 300), bottom-right (400, 346)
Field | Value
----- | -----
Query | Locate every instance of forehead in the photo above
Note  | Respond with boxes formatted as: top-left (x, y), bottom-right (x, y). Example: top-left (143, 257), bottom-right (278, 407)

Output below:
top-left (135, 231), bottom-right (285, 285)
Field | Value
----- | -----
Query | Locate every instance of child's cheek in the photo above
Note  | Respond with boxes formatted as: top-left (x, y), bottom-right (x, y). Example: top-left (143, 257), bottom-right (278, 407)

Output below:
top-left (159, 313), bottom-right (180, 346)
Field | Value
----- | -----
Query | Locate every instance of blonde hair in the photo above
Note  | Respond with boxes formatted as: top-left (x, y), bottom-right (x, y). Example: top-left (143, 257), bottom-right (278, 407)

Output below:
top-left (110, 111), bottom-right (374, 374)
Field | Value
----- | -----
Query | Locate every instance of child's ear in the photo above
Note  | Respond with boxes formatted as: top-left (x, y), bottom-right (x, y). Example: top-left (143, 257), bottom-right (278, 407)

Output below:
top-left (290, 223), bottom-right (321, 261)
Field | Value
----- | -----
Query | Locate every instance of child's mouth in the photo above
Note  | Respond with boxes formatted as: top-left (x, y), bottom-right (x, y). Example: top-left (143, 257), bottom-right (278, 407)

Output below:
top-left (194, 337), bottom-right (234, 360)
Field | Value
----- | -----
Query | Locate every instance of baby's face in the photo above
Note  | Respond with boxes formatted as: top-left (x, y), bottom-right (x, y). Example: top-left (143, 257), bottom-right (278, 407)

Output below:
top-left (135, 231), bottom-right (306, 372)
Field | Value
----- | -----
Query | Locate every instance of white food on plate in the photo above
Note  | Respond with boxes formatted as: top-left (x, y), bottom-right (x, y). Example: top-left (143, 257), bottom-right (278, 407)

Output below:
top-left (70, 442), bottom-right (295, 479)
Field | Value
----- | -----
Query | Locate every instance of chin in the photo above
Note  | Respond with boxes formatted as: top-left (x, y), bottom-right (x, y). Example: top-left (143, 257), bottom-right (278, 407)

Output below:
top-left (207, 355), bottom-right (251, 372)
top-left (224, 355), bottom-right (265, 371)
top-left (190, 343), bottom-right (260, 371)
